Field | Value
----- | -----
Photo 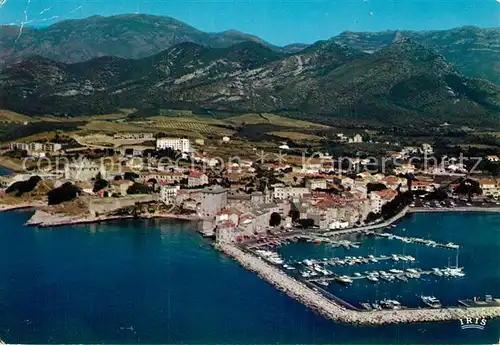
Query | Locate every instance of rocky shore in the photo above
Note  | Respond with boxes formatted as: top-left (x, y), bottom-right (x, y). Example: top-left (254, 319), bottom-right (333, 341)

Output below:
top-left (25, 209), bottom-right (199, 228)
top-left (216, 243), bottom-right (500, 325)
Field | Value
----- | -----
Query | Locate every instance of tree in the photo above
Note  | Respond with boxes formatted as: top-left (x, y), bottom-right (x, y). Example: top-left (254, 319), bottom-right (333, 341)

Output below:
top-left (6, 176), bottom-right (42, 196)
top-left (124, 172), bottom-right (139, 181)
top-left (288, 209), bottom-right (300, 222)
top-left (126, 183), bottom-right (152, 195)
top-left (48, 183), bottom-right (81, 205)
top-left (367, 182), bottom-right (387, 193)
top-left (269, 212), bottom-right (281, 227)
top-left (93, 178), bottom-right (109, 193)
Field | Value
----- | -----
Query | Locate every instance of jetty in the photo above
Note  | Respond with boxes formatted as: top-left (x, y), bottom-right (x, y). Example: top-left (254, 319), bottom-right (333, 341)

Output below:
top-left (216, 243), bottom-right (500, 325)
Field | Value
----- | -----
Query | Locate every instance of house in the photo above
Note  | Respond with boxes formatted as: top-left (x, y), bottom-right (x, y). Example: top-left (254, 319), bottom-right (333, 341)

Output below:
top-left (140, 171), bottom-right (184, 185)
top-left (477, 178), bottom-right (500, 199)
top-left (188, 171), bottom-right (208, 187)
top-left (273, 186), bottom-right (309, 200)
top-left (348, 134), bottom-right (363, 144)
top-left (306, 179), bottom-right (327, 191)
top-left (411, 181), bottom-right (437, 193)
top-left (160, 185), bottom-right (180, 204)
top-left (111, 179), bottom-right (134, 196)
top-left (369, 189), bottom-right (397, 214)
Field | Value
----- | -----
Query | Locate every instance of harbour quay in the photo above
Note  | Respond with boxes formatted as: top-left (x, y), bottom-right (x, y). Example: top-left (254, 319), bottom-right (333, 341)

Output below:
top-left (216, 243), bottom-right (500, 325)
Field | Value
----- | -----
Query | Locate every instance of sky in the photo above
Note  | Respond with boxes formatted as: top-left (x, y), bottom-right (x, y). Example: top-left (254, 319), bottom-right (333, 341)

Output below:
top-left (0, 0), bottom-right (499, 46)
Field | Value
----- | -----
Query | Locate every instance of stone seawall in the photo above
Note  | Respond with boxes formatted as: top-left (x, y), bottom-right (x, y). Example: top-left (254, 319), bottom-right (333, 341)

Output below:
top-left (216, 243), bottom-right (500, 325)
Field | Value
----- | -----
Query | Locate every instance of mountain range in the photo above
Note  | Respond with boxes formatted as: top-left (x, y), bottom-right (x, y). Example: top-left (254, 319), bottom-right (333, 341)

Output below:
top-left (1, 36), bottom-right (499, 128)
top-left (1, 14), bottom-right (498, 84)
top-left (0, 14), bottom-right (499, 128)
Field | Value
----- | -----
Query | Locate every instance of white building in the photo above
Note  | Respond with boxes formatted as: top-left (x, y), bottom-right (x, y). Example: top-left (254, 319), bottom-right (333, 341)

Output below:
top-left (306, 179), bottom-right (327, 191)
top-left (10, 142), bottom-right (62, 153)
top-left (273, 186), bottom-right (309, 200)
top-left (348, 134), bottom-right (363, 144)
top-left (160, 185), bottom-right (180, 204)
top-left (188, 171), bottom-right (209, 187)
top-left (156, 138), bottom-right (190, 153)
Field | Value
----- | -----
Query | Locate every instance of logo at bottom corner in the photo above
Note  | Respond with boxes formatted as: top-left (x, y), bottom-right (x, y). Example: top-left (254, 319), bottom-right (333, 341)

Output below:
top-left (459, 317), bottom-right (487, 330)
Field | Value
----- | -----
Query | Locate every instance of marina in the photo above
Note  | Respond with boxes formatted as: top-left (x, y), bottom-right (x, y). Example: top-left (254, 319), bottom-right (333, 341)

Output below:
top-left (248, 212), bottom-right (499, 314)
top-left (218, 243), bottom-right (500, 325)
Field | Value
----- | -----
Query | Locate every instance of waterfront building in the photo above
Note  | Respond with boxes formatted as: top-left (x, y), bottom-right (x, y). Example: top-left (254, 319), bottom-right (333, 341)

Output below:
top-left (369, 188), bottom-right (398, 214)
top-left (200, 186), bottom-right (228, 218)
top-left (477, 178), bottom-right (500, 199)
top-left (156, 138), bottom-right (190, 153)
top-left (411, 181), bottom-right (437, 193)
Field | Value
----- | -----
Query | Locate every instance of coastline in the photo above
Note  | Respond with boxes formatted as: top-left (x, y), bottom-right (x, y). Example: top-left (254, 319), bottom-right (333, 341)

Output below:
top-left (408, 206), bottom-right (500, 214)
top-left (23, 209), bottom-right (200, 228)
top-left (216, 243), bottom-right (500, 325)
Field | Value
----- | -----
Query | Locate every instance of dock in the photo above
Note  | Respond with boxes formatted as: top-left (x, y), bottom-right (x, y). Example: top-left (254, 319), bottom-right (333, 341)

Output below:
top-left (216, 243), bottom-right (500, 325)
top-left (459, 299), bottom-right (500, 308)
top-left (368, 232), bottom-right (460, 250)
top-left (306, 267), bottom-right (459, 283)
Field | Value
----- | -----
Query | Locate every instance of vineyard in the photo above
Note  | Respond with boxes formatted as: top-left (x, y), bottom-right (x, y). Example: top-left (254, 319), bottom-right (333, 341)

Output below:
top-left (145, 117), bottom-right (235, 137)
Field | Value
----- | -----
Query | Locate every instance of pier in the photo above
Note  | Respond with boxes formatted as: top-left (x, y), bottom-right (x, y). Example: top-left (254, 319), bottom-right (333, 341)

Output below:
top-left (217, 243), bottom-right (500, 325)
top-left (306, 267), bottom-right (460, 283)
top-left (368, 232), bottom-right (460, 250)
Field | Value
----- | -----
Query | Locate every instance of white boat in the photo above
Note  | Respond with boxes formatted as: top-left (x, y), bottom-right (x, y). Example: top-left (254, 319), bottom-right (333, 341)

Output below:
top-left (391, 254), bottom-right (400, 261)
top-left (421, 295), bottom-right (442, 308)
top-left (317, 280), bottom-right (329, 287)
top-left (367, 275), bottom-right (379, 282)
top-left (389, 269), bottom-right (404, 274)
top-left (335, 275), bottom-right (353, 284)
top-left (354, 272), bottom-right (362, 277)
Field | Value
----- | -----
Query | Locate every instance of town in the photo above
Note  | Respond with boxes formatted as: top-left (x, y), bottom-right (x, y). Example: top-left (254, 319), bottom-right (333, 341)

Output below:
top-left (1, 133), bottom-right (499, 241)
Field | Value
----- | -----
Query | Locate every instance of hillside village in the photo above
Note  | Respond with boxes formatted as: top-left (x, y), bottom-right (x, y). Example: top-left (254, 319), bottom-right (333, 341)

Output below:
top-left (1, 132), bottom-right (499, 243)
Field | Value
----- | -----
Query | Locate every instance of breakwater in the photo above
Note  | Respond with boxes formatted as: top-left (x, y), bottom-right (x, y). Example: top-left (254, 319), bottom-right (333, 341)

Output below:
top-left (216, 243), bottom-right (500, 325)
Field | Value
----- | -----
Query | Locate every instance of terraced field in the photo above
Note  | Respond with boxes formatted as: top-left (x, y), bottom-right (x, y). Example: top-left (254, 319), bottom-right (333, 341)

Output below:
top-left (268, 131), bottom-right (323, 142)
top-left (145, 117), bottom-right (235, 137)
top-left (227, 113), bottom-right (331, 129)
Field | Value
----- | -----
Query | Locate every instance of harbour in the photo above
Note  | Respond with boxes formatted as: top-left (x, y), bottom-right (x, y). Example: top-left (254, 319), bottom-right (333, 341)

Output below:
top-left (239, 211), bottom-right (500, 318)
top-left (0, 210), bottom-right (499, 343)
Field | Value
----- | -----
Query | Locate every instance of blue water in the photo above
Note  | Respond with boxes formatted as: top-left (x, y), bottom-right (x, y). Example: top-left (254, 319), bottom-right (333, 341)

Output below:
top-left (0, 167), bottom-right (12, 175)
top-left (278, 213), bottom-right (500, 309)
top-left (0, 210), bottom-right (498, 344)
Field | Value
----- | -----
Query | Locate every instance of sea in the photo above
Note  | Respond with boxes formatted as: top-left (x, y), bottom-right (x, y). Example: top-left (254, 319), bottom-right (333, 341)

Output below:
top-left (0, 210), bottom-right (499, 344)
